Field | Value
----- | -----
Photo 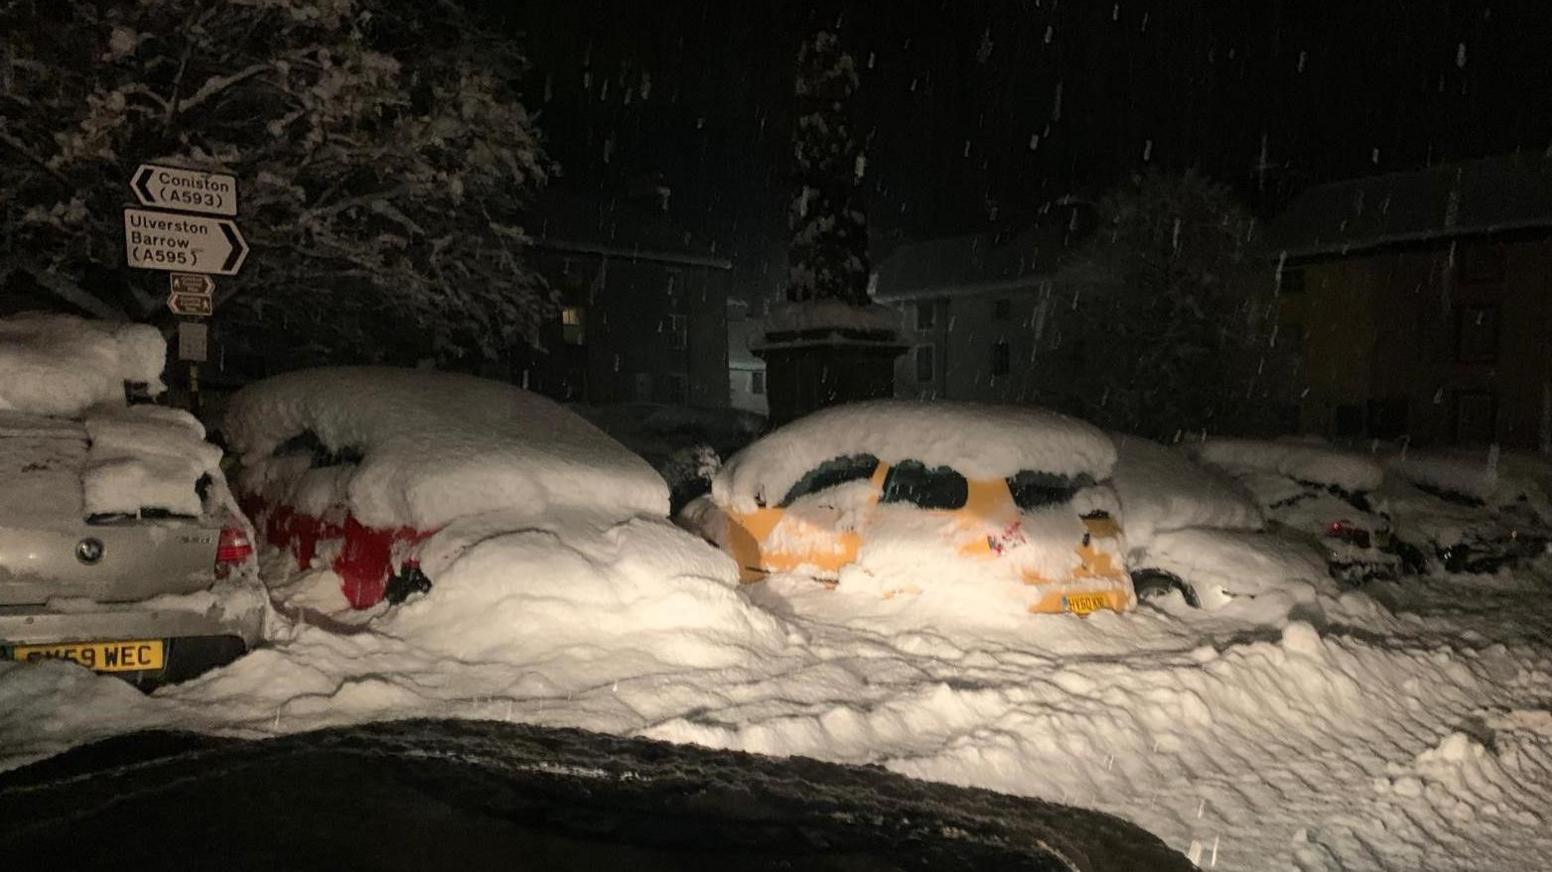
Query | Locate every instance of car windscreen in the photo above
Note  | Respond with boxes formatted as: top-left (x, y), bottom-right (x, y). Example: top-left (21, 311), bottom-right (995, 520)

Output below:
top-left (1005, 470), bottom-right (1095, 511)
top-left (880, 460), bottom-right (968, 510)
top-left (779, 454), bottom-right (879, 507)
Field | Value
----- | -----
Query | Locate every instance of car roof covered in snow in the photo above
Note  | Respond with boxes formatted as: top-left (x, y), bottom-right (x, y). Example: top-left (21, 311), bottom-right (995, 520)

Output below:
top-left (224, 367), bottom-right (669, 529)
top-left (1109, 434), bottom-right (1263, 545)
top-left (1383, 447), bottom-right (1552, 516)
top-left (711, 400), bottom-right (1115, 513)
top-left (1190, 438), bottom-right (1384, 493)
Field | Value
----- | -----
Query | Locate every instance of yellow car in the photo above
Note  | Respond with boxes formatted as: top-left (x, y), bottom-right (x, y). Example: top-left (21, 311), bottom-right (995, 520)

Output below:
top-left (684, 401), bottom-right (1134, 616)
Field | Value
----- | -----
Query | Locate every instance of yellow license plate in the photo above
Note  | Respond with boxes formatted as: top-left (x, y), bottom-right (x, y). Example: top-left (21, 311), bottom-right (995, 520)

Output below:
top-left (1064, 593), bottom-right (1111, 615)
top-left (10, 639), bottom-right (164, 672)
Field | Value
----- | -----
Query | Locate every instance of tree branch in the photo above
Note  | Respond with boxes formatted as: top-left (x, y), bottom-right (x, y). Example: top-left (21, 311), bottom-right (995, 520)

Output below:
top-left (0, 128), bottom-right (68, 186)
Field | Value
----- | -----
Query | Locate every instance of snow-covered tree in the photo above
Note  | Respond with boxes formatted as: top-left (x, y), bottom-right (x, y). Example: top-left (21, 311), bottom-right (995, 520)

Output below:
top-left (0, 0), bottom-right (549, 363)
top-left (786, 29), bottom-right (869, 304)
top-left (1070, 170), bottom-right (1283, 437)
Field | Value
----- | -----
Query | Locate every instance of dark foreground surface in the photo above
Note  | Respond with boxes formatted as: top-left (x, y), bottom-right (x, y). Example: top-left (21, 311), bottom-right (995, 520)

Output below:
top-left (0, 718), bottom-right (1195, 871)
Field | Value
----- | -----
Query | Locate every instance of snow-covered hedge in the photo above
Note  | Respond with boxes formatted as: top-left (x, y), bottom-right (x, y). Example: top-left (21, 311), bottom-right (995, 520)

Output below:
top-left (224, 368), bottom-right (669, 530)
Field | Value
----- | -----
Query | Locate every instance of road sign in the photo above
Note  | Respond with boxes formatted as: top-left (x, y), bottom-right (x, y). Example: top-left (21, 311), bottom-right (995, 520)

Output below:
top-left (168, 291), bottom-right (213, 317)
top-left (123, 208), bottom-right (248, 275)
top-left (169, 273), bottom-right (215, 296)
top-left (131, 164), bottom-right (238, 217)
top-left (177, 321), bottom-right (208, 363)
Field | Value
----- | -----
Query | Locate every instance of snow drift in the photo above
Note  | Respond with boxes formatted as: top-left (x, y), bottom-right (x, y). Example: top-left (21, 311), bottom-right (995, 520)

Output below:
top-left (383, 510), bottom-right (791, 668)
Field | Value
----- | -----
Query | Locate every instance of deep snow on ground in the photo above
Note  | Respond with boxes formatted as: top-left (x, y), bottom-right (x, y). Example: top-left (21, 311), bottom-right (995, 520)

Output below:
top-left (4, 534), bottom-right (1552, 870)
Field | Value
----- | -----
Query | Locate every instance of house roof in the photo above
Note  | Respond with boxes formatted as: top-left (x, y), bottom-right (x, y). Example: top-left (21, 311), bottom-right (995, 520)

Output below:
top-left (527, 188), bottom-right (732, 270)
top-left (1264, 152), bottom-right (1552, 260)
top-left (872, 204), bottom-right (1096, 302)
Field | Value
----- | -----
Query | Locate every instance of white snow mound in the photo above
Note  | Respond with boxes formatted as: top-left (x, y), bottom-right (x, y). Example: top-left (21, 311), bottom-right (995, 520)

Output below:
top-left (1110, 434), bottom-right (1263, 546)
top-left (713, 400), bottom-right (1115, 513)
top-left (82, 405), bottom-right (222, 517)
top-left (384, 510), bottom-right (791, 667)
top-left (0, 314), bottom-right (166, 416)
top-left (1140, 527), bottom-right (1331, 611)
top-left (224, 368), bottom-right (669, 530)
top-left (1193, 438), bottom-right (1384, 493)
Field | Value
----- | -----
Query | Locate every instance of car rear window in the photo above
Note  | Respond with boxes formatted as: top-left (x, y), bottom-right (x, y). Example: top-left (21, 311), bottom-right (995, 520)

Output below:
top-left (780, 454), bottom-right (880, 507)
top-left (881, 460), bottom-right (968, 510)
top-left (1006, 470), bottom-right (1095, 510)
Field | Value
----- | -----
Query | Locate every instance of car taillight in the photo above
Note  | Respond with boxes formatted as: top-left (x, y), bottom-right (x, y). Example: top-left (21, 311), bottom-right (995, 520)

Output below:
top-left (1326, 520), bottom-right (1371, 549)
top-left (216, 523), bottom-right (254, 575)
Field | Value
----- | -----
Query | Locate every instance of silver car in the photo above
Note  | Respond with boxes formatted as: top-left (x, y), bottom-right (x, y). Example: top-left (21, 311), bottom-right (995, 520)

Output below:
top-left (0, 410), bottom-right (263, 687)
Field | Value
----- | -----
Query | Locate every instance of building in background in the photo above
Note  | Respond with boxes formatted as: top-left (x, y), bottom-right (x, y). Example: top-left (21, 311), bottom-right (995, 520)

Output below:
top-left (726, 299), bottom-right (768, 416)
top-left (1264, 153), bottom-right (1552, 449)
top-left (870, 201), bottom-right (1111, 408)
top-left (521, 189), bottom-right (732, 408)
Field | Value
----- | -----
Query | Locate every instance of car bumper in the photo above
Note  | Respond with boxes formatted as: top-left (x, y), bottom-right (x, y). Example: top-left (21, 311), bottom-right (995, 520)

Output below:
top-left (0, 591), bottom-right (264, 686)
top-left (1026, 576), bottom-right (1134, 615)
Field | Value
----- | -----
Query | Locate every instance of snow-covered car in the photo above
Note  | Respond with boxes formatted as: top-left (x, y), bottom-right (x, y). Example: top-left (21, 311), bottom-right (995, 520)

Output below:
top-left (682, 401), bottom-right (1134, 616)
top-left (1381, 450), bottom-right (1552, 574)
top-left (0, 315), bottom-right (263, 686)
top-left (1110, 435), bottom-right (1329, 609)
top-left (225, 367), bottom-right (681, 612)
top-left (1190, 438), bottom-right (1401, 583)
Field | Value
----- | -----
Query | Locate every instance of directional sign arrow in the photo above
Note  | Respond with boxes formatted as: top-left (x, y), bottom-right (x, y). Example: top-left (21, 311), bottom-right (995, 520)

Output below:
top-left (124, 208), bottom-right (249, 276)
top-left (167, 291), bottom-right (213, 317)
top-left (131, 164), bottom-right (238, 217)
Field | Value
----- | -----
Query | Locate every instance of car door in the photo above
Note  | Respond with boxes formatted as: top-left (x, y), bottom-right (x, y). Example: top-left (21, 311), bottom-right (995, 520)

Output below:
top-left (725, 454), bottom-right (883, 579)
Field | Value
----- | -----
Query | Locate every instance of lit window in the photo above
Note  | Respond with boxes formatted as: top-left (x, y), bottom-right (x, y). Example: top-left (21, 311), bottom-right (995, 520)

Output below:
top-left (561, 306), bottom-right (585, 345)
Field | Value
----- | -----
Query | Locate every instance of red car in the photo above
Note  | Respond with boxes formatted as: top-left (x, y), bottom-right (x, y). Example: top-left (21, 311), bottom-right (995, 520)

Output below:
top-left (224, 367), bottom-right (670, 612)
top-left (234, 430), bottom-right (434, 609)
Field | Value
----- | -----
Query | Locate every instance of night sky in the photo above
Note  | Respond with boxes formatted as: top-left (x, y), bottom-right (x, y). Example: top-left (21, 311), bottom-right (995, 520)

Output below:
top-left (495, 0), bottom-right (1552, 298)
